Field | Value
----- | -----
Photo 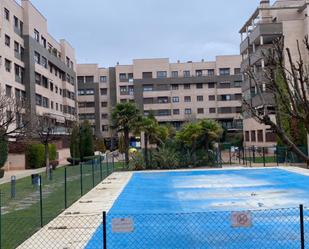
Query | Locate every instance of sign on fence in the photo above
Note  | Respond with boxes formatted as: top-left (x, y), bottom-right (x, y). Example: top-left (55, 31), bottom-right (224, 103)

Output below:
top-left (112, 218), bottom-right (134, 233)
top-left (231, 211), bottom-right (252, 228)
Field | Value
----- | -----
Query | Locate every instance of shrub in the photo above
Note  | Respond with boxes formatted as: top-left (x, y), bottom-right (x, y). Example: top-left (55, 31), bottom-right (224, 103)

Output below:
top-left (94, 138), bottom-right (106, 153)
top-left (153, 146), bottom-right (179, 169)
top-left (25, 143), bottom-right (57, 169)
top-left (129, 152), bottom-right (145, 171)
top-left (0, 137), bottom-right (8, 169)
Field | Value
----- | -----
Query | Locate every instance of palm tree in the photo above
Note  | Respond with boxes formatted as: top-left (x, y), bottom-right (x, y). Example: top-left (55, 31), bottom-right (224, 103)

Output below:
top-left (199, 119), bottom-right (223, 151)
top-left (111, 102), bottom-right (140, 166)
top-left (176, 122), bottom-right (202, 166)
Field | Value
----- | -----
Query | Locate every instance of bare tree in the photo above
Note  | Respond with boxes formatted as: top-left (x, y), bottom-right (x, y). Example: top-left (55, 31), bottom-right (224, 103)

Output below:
top-left (243, 37), bottom-right (309, 165)
top-left (0, 88), bottom-right (29, 140)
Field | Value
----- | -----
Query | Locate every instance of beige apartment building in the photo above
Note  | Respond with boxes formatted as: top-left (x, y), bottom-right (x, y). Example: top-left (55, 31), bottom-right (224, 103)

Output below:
top-left (77, 56), bottom-right (243, 142)
top-left (0, 0), bottom-right (77, 133)
top-left (240, 0), bottom-right (309, 148)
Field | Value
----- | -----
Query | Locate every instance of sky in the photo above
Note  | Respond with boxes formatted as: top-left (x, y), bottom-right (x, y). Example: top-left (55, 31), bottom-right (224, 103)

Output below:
top-left (25, 0), bottom-right (275, 67)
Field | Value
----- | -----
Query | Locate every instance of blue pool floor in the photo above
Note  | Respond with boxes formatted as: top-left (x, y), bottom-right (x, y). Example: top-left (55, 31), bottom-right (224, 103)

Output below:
top-left (86, 168), bottom-right (309, 248)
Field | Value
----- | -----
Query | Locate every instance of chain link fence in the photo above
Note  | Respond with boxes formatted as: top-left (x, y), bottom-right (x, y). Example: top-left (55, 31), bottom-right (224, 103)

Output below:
top-left (219, 145), bottom-right (308, 167)
top-left (0, 153), bottom-right (115, 249)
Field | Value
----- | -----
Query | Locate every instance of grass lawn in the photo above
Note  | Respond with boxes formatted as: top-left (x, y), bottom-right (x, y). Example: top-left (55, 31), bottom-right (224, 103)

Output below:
top-left (0, 160), bottom-right (112, 249)
top-left (246, 156), bottom-right (277, 164)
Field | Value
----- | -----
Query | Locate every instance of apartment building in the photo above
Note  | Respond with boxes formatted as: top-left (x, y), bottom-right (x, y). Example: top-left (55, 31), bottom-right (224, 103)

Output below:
top-left (76, 64), bottom-right (116, 138)
top-left (240, 0), bottom-right (309, 147)
top-left (77, 55), bottom-right (243, 139)
top-left (0, 0), bottom-right (77, 133)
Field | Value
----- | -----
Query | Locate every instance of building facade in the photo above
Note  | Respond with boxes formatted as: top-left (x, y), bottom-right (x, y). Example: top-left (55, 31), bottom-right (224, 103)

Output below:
top-left (77, 55), bottom-right (243, 139)
top-left (0, 0), bottom-right (77, 132)
top-left (240, 0), bottom-right (309, 147)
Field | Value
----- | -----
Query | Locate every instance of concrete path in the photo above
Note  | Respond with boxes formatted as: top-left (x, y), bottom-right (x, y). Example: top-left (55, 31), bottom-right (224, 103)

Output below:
top-left (17, 171), bottom-right (132, 249)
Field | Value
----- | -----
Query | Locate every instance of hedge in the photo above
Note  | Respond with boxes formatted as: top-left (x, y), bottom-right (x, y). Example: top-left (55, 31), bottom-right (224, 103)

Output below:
top-left (0, 137), bottom-right (8, 168)
top-left (25, 143), bottom-right (57, 169)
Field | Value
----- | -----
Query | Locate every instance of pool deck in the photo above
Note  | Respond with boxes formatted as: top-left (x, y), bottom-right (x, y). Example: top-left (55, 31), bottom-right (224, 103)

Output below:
top-left (17, 166), bottom-right (309, 248)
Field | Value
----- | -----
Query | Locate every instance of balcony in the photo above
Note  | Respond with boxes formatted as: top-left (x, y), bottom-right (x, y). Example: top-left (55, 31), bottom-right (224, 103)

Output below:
top-left (250, 23), bottom-right (283, 44)
top-left (240, 37), bottom-right (250, 54)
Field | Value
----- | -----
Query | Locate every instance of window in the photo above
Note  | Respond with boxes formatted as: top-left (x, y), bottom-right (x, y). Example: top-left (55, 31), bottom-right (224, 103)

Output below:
top-left (42, 97), bottom-right (49, 108)
top-left (5, 85), bottom-right (12, 97)
top-left (120, 86), bottom-right (127, 94)
top-left (59, 89), bottom-right (62, 96)
top-left (209, 95), bottom-right (215, 101)
top-left (172, 96), bottom-right (179, 103)
top-left (41, 36), bottom-right (47, 48)
top-left (50, 82), bottom-right (54, 92)
top-left (5, 35), bottom-right (10, 47)
top-left (158, 97), bottom-right (168, 103)
top-left (100, 76), bottom-right (107, 82)
top-left (208, 83), bottom-right (215, 88)
top-left (196, 83), bottom-right (203, 89)
top-left (183, 71), bottom-right (190, 78)
top-left (171, 84), bottom-right (179, 90)
top-left (142, 72), bottom-right (152, 79)
top-left (101, 102), bottom-right (108, 108)
top-left (209, 108), bottom-right (216, 114)
top-left (207, 69), bottom-right (215, 76)
top-left (184, 108), bottom-right (192, 115)
top-left (34, 52), bottom-right (40, 64)
top-left (143, 84), bottom-right (153, 92)
top-left (14, 64), bottom-right (24, 83)
top-left (171, 71), bottom-right (178, 78)
top-left (4, 8), bottom-right (9, 21)
top-left (41, 56), bottom-right (47, 68)
top-left (51, 101), bottom-right (54, 109)
top-left (219, 82), bottom-right (231, 88)
top-left (42, 76), bottom-right (48, 88)
top-left (70, 61), bottom-right (74, 69)
top-left (34, 29), bottom-right (40, 42)
top-left (55, 86), bottom-right (58, 94)
top-left (102, 125), bottom-right (109, 132)
top-left (173, 109), bottom-right (180, 115)
top-left (101, 113), bottom-right (108, 119)
top-left (266, 129), bottom-right (276, 142)
top-left (196, 70), bottom-right (203, 77)
top-left (235, 94), bottom-right (242, 100)
top-left (234, 68), bottom-right (241, 75)
top-left (128, 86), bottom-right (134, 95)
top-left (36, 94), bottom-right (42, 106)
top-left (221, 95), bottom-right (231, 101)
top-left (184, 84), bottom-right (190, 89)
top-left (197, 108), bottom-right (204, 114)
top-left (257, 130), bottom-right (263, 142)
top-left (85, 76), bottom-right (94, 83)
top-left (119, 73), bottom-right (127, 81)
top-left (220, 107), bottom-right (232, 114)
top-left (157, 110), bottom-right (170, 116)
top-left (77, 76), bottom-right (84, 84)
top-left (234, 81), bottom-right (242, 87)
top-left (143, 98), bottom-right (154, 104)
top-left (56, 103), bottom-right (59, 111)
top-left (35, 72), bottom-right (41, 84)
top-left (100, 88), bottom-right (107, 95)
top-left (14, 16), bottom-right (18, 27)
top-left (219, 68), bottom-right (230, 76)
top-left (66, 57), bottom-right (70, 67)
top-left (245, 131), bottom-right (250, 142)
top-left (5, 59), bottom-right (12, 72)
top-left (184, 96), bottom-right (191, 102)
top-left (14, 41), bottom-right (19, 53)
top-left (197, 96), bottom-right (203, 102)
top-left (157, 71), bottom-right (167, 78)
top-left (251, 131), bottom-right (256, 142)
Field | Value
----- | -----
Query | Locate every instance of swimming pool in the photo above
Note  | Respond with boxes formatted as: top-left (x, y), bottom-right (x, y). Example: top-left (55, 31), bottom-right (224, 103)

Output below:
top-left (86, 168), bottom-right (309, 248)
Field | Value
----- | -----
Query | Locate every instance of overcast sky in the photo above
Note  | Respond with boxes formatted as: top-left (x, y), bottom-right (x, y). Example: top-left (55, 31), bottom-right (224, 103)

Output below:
top-left (26, 0), bottom-right (274, 66)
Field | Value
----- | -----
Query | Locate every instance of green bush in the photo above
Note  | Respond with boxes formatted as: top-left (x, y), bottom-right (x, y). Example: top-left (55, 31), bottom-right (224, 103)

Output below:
top-left (25, 143), bottom-right (57, 169)
top-left (0, 137), bottom-right (8, 169)
top-left (153, 146), bottom-right (179, 169)
top-left (129, 152), bottom-right (146, 171)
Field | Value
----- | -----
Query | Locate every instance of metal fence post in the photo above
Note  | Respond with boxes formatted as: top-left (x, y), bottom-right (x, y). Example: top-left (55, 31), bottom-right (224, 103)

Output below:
top-left (276, 146), bottom-right (279, 166)
top-left (92, 159), bottom-right (95, 188)
top-left (106, 155), bottom-right (109, 175)
top-left (229, 147), bottom-right (232, 165)
top-left (300, 204), bottom-right (305, 249)
top-left (39, 176), bottom-right (43, 227)
top-left (112, 154), bottom-right (115, 172)
top-left (252, 146), bottom-right (256, 163)
top-left (263, 147), bottom-right (266, 167)
top-left (249, 148), bottom-right (252, 167)
top-left (64, 167), bottom-right (67, 209)
top-left (100, 156), bottom-right (103, 181)
top-left (0, 190), bottom-right (2, 249)
top-left (103, 211), bottom-right (107, 249)
top-left (80, 163), bottom-right (83, 196)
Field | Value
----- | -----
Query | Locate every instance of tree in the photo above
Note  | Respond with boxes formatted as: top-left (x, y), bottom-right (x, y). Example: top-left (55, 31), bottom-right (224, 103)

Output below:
top-left (111, 102), bottom-right (141, 166)
top-left (69, 121), bottom-right (94, 162)
top-left (199, 119), bottom-right (223, 151)
top-left (176, 122), bottom-right (202, 166)
top-left (95, 137), bottom-right (106, 153)
top-left (243, 36), bottom-right (309, 165)
top-left (31, 114), bottom-right (58, 173)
